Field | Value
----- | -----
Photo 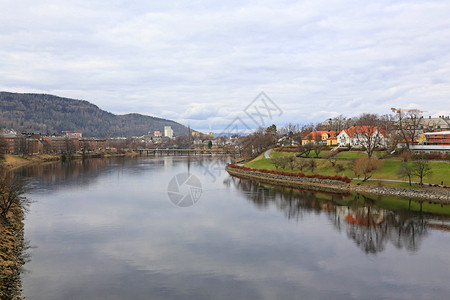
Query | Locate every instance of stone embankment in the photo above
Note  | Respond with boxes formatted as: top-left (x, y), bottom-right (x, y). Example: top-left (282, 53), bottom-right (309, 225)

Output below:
top-left (225, 165), bottom-right (449, 204)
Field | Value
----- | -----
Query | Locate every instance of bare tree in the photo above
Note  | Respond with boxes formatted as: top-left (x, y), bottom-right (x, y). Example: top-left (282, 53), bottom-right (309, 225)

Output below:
top-left (322, 115), bottom-right (349, 132)
top-left (298, 143), bottom-right (313, 158)
top-left (312, 133), bottom-right (324, 158)
top-left (15, 135), bottom-right (27, 155)
top-left (298, 123), bottom-right (314, 146)
top-left (277, 156), bottom-right (289, 170)
top-left (64, 137), bottom-right (76, 154)
top-left (278, 123), bottom-right (300, 145)
top-left (0, 138), bottom-right (8, 157)
top-left (272, 157), bottom-right (283, 170)
top-left (238, 129), bottom-right (276, 159)
top-left (396, 110), bottom-right (423, 150)
top-left (354, 113), bottom-right (385, 158)
top-left (397, 162), bottom-right (413, 186)
top-left (175, 135), bottom-right (191, 148)
top-left (294, 158), bottom-right (307, 171)
top-left (412, 156), bottom-right (432, 185)
top-left (0, 168), bottom-right (27, 220)
top-left (379, 113), bottom-right (397, 151)
top-left (325, 151), bottom-right (338, 167)
top-left (308, 158), bottom-right (317, 173)
top-left (287, 156), bottom-right (296, 171)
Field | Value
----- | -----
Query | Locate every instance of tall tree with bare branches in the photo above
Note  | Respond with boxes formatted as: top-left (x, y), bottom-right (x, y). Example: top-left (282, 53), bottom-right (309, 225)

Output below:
top-left (353, 113), bottom-right (385, 158)
top-left (396, 109), bottom-right (423, 151)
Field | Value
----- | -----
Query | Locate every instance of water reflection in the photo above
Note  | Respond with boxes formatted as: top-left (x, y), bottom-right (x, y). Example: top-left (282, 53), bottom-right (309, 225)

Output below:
top-left (18, 157), bottom-right (450, 299)
top-left (226, 176), bottom-right (438, 254)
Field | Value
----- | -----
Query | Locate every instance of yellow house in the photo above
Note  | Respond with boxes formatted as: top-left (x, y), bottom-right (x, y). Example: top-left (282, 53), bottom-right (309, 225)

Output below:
top-left (302, 131), bottom-right (339, 146)
top-left (417, 132), bottom-right (426, 144)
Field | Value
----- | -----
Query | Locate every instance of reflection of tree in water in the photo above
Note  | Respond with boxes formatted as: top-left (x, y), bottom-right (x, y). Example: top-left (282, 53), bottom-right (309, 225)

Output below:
top-left (225, 176), bottom-right (339, 221)
top-left (14, 157), bottom-right (158, 191)
top-left (227, 176), bottom-right (432, 254)
top-left (333, 195), bottom-right (428, 254)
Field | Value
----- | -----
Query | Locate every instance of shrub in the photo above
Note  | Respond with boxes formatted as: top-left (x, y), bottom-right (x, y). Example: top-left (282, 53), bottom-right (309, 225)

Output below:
top-left (334, 163), bottom-right (345, 174)
top-left (399, 151), bottom-right (412, 162)
top-left (352, 157), bottom-right (381, 182)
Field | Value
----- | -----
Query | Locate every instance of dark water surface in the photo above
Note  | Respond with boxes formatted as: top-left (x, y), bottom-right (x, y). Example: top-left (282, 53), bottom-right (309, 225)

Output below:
top-left (19, 157), bottom-right (450, 300)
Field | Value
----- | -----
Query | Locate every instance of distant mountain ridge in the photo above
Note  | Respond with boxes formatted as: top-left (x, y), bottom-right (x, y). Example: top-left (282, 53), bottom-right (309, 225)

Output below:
top-left (0, 92), bottom-right (188, 137)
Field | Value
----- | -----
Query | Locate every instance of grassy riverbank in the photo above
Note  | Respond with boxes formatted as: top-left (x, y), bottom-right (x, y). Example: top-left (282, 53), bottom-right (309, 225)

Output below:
top-left (1, 151), bottom-right (139, 171)
top-left (236, 149), bottom-right (450, 215)
top-left (228, 165), bottom-right (450, 215)
top-left (2, 154), bottom-right (61, 170)
top-left (246, 151), bottom-right (450, 186)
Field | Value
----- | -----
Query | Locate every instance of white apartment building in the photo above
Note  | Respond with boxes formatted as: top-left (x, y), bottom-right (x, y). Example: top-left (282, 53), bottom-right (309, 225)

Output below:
top-left (164, 126), bottom-right (174, 139)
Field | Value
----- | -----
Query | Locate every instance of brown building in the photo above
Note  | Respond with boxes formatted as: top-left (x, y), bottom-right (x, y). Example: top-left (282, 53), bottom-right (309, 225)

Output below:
top-left (0, 134), bottom-right (17, 154)
top-left (27, 139), bottom-right (44, 154)
top-left (79, 138), bottom-right (106, 152)
top-left (44, 136), bottom-right (80, 153)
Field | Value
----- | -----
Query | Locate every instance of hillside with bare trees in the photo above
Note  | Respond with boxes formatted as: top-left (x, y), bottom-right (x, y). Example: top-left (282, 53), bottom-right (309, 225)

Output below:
top-left (0, 92), bottom-right (188, 137)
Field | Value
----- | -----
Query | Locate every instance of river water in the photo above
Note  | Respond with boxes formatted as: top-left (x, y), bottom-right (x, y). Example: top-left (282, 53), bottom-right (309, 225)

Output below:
top-left (18, 156), bottom-right (450, 300)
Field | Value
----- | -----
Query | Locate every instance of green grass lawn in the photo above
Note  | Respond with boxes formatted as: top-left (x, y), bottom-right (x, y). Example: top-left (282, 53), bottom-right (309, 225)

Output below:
top-left (246, 150), bottom-right (450, 185)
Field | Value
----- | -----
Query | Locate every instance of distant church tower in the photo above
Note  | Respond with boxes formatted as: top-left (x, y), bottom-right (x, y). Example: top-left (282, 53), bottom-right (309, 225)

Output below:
top-left (188, 124), bottom-right (191, 143)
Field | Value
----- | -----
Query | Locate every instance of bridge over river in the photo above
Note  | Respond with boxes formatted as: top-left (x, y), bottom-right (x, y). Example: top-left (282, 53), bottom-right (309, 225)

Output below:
top-left (134, 148), bottom-right (240, 156)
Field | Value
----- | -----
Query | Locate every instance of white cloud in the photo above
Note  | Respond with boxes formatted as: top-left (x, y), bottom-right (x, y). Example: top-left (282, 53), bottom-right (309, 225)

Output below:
top-left (1, 0), bottom-right (450, 131)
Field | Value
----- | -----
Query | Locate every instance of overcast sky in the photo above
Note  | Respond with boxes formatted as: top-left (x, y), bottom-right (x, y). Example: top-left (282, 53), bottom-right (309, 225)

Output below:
top-left (1, 0), bottom-right (450, 132)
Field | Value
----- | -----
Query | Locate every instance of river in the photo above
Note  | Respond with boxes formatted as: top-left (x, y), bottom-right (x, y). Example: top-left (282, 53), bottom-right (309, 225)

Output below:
top-left (17, 156), bottom-right (450, 299)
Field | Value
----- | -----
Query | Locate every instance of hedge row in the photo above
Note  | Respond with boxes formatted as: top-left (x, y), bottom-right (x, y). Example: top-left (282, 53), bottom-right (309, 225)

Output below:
top-left (228, 164), bottom-right (352, 183)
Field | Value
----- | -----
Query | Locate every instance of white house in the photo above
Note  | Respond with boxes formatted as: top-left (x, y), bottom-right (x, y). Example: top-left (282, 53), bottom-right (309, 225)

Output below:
top-left (337, 126), bottom-right (387, 148)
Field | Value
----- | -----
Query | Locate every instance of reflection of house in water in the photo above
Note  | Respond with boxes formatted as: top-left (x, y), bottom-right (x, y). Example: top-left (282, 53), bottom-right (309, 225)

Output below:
top-left (427, 219), bottom-right (450, 232)
top-left (336, 206), bottom-right (385, 227)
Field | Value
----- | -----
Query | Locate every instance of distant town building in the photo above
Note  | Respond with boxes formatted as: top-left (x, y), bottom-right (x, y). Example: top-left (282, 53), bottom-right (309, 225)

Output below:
top-left (154, 131), bottom-right (162, 137)
top-left (164, 126), bottom-right (173, 139)
top-left (418, 116), bottom-right (450, 132)
top-left (0, 133), bottom-right (17, 154)
top-left (63, 131), bottom-right (83, 137)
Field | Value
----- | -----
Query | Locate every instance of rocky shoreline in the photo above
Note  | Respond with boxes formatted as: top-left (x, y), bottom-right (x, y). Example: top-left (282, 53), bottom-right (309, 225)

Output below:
top-left (226, 165), bottom-right (449, 204)
top-left (0, 206), bottom-right (25, 299)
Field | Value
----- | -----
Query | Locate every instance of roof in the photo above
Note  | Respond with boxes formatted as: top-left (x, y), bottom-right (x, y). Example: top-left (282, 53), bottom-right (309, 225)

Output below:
top-left (342, 126), bottom-right (385, 137)
top-left (304, 130), bottom-right (338, 139)
top-left (400, 138), bottom-right (418, 143)
top-left (424, 131), bottom-right (450, 135)
top-left (0, 133), bottom-right (17, 138)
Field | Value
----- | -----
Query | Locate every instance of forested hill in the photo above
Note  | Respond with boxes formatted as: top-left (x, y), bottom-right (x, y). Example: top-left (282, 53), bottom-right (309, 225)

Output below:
top-left (0, 92), bottom-right (188, 137)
